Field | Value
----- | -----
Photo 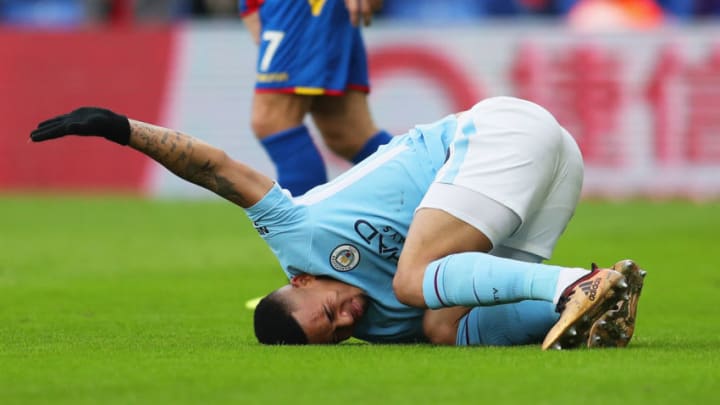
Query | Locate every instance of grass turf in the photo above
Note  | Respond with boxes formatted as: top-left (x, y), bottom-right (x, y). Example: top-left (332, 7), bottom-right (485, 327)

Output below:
top-left (1, 196), bottom-right (719, 404)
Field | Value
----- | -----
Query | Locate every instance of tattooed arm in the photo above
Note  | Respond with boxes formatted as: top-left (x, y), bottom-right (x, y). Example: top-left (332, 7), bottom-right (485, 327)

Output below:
top-left (30, 107), bottom-right (274, 208)
top-left (128, 120), bottom-right (273, 208)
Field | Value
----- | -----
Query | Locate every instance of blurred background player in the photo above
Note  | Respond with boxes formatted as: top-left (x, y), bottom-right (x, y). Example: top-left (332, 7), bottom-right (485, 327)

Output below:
top-left (566, 0), bottom-right (665, 30)
top-left (239, 0), bottom-right (393, 196)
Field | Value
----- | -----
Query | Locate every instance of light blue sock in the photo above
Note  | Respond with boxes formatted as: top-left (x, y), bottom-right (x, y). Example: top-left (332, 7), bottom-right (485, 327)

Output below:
top-left (422, 252), bottom-right (563, 309)
top-left (260, 125), bottom-right (327, 196)
top-left (351, 130), bottom-right (393, 164)
top-left (455, 301), bottom-right (559, 346)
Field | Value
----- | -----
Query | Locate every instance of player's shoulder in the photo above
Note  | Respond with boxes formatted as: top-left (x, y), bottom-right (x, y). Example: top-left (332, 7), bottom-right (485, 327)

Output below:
top-left (246, 183), bottom-right (305, 221)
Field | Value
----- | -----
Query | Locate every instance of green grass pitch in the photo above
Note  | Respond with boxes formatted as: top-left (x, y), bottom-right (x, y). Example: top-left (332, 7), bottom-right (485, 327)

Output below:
top-left (1, 195), bottom-right (719, 404)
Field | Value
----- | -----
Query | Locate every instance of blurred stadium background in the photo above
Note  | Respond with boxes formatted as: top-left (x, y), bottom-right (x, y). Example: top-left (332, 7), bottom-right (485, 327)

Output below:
top-left (3, 0), bottom-right (720, 199)
top-left (3, 1), bottom-right (720, 403)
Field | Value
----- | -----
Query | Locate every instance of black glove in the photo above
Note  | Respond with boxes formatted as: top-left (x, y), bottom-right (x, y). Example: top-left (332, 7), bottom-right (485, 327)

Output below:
top-left (30, 107), bottom-right (131, 145)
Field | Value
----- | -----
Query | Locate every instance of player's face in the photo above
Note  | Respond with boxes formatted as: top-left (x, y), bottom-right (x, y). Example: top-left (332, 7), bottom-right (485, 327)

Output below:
top-left (287, 275), bottom-right (368, 344)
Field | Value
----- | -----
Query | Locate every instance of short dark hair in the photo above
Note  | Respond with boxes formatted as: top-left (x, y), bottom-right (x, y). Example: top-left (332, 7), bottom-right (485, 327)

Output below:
top-left (253, 290), bottom-right (308, 345)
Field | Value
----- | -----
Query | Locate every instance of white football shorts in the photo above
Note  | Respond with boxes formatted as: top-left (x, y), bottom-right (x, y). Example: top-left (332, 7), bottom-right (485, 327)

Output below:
top-left (418, 96), bottom-right (584, 259)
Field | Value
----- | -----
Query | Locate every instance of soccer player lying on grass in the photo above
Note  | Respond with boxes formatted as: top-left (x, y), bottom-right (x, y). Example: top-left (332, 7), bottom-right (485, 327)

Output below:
top-left (30, 97), bottom-right (646, 350)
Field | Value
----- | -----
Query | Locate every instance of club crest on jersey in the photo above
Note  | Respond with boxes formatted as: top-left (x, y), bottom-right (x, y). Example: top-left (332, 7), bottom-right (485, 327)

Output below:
top-left (329, 244), bottom-right (360, 272)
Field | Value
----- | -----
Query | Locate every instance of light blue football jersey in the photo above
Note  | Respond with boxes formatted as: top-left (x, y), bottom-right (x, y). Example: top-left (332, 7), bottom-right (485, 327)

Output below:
top-left (245, 114), bottom-right (459, 343)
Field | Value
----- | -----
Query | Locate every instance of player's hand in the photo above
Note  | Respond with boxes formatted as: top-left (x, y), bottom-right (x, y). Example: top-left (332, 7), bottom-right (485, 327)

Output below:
top-left (345, 0), bottom-right (383, 27)
top-left (30, 107), bottom-right (131, 145)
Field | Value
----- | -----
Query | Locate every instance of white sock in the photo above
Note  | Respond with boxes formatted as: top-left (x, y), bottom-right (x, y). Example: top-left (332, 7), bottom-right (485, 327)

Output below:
top-left (552, 267), bottom-right (590, 304)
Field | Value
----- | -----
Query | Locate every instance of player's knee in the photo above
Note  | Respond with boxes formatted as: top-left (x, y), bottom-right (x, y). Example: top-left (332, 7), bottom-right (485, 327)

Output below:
top-left (423, 316), bottom-right (458, 346)
top-left (392, 262), bottom-right (425, 308)
top-left (251, 98), bottom-right (307, 138)
top-left (250, 116), bottom-right (265, 138)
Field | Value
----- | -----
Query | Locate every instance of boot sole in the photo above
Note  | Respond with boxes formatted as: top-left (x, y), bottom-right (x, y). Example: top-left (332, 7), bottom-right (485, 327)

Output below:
top-left (587, 260), bottom-right (646, 348)
top-left (542, 270), bottom-right (628, 350)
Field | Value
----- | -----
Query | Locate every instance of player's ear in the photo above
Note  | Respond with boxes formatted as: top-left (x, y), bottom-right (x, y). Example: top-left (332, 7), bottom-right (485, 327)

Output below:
top-left (290, 274), bottom-right (315, 288)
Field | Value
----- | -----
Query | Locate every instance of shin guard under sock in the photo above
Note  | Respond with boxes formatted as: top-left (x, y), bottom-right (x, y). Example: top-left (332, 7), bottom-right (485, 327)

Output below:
top-left (422, 252), bottom-right (564, 309)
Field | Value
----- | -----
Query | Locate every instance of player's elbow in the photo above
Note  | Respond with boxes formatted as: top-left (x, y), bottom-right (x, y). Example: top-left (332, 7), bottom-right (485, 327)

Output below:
top-left (213, 150), bottom-right (232, 172)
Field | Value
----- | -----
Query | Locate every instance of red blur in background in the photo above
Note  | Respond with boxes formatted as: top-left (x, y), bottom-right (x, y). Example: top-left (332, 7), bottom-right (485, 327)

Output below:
top-left (0, 27), bottom-right (175, 193)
